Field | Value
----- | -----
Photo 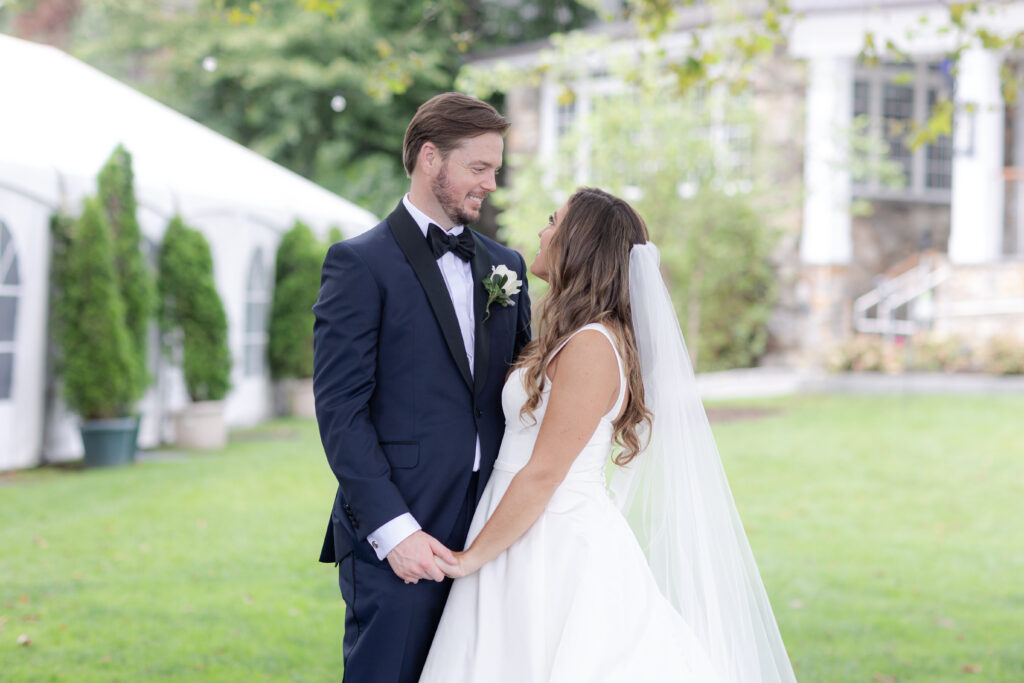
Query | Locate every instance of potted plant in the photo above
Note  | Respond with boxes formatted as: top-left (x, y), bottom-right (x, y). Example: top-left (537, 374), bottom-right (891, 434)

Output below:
top-left (98, 145), bottom-right (155, 399)
top-left (268, 220), bottom-right (323, 418)
top-left (52, 198), bottom-right (141, 466)
top-left (158, 215), bottom-right (232, 449)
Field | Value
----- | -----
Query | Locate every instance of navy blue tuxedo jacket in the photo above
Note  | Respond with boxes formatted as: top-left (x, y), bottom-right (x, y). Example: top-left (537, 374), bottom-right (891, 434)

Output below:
top-left (313, 201), bottom-right (532, 564)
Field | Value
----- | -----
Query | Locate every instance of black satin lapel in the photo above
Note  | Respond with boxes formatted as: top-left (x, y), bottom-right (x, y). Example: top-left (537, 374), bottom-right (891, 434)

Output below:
top-left (387, 204), bottom-right (473, 391)
top-left (470, 232), bottom-right (491, 399)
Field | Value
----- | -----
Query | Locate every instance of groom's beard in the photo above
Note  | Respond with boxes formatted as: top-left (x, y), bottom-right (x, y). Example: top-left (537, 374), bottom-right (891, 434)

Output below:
top-left (432, 164), bottom-right (479, 227)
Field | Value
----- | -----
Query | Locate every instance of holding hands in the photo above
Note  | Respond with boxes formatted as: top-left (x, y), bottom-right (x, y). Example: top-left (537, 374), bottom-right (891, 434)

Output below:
top-left (434, 551), bottom-right (481, 579)
top-left (387, 531), bottom-right (457, 584)
top-left (385, 530), bottom-right (482, 582)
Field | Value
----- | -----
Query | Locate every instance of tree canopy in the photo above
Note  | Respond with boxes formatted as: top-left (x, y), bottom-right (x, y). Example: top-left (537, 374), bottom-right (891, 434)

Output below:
top-left (4, 0), bottom-right (595, 218)
top-left (6, 0), bottom-right (1019, 214)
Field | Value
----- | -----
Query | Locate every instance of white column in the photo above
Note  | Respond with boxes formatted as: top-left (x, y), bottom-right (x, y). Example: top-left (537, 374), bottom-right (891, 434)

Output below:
top-left (537, 77), bottom-right (558, 162)
top-left (800, 56), bottom-right (853, 265)
top-left (1014, 91), bottom-right (1024, 256)
top-left (949, 48), bottom-right (1005, 264)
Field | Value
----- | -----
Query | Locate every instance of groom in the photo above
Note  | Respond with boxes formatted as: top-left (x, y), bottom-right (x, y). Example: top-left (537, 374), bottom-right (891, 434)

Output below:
top-left (312, 92), bottom-right (532, 683)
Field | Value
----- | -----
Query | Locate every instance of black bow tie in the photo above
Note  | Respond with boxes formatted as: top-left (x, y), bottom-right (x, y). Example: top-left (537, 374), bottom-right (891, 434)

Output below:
top-left (427, 223), bottom-right (475, 262)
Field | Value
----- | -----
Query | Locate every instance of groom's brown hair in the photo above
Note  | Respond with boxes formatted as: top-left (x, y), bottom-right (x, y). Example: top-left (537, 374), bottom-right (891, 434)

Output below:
top-left (403, 92), bottom-right (510, 176)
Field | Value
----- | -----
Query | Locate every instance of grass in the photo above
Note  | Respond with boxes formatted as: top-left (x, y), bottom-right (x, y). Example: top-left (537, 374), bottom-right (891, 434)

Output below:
top-left (0, 420), bottom-right (341, 681)
top-left (1, 396), bottom-right (1023, 681)
top-left (713, 395), bottom-right (1024, 682)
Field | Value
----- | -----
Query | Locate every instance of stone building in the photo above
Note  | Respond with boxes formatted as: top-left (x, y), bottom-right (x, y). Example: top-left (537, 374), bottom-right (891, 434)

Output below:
top-left (470, 0), bottom-right (1024, 365)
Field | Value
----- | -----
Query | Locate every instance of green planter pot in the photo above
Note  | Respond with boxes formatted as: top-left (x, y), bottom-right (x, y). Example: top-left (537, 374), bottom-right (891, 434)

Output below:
top-left (80, 416), bottom-right (139, 467)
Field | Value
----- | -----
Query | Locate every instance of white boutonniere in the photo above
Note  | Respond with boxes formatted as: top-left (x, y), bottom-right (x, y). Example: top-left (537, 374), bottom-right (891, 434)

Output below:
top-left (482, 264), bottom-right (523, 321)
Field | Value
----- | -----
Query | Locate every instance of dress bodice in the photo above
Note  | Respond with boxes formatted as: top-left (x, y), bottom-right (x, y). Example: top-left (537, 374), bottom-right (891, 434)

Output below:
top-left (493, 323), bottom-right (625, 483)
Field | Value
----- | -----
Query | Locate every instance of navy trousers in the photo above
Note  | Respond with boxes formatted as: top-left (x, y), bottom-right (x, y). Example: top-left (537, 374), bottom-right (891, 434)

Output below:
top-left (338, 472), bottom-right (480, 683)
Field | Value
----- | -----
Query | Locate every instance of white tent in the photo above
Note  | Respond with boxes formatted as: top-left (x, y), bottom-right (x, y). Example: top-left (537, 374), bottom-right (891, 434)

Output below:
top-left (0, 33), bottom-right (378, 469)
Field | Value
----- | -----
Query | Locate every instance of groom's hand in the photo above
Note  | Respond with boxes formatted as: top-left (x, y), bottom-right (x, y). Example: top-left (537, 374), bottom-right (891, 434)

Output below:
top-left (386, 531), bottom-right (457, 584)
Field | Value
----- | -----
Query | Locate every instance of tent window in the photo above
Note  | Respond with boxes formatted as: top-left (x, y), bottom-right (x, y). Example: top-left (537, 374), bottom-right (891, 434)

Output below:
top-left (244, 249), bottom-right (270, 376)
top-left (0, 221), bottom-right (20, 400)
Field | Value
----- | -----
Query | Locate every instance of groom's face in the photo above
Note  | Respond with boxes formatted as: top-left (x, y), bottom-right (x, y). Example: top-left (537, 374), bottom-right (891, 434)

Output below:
top-left (431, 132), bottom-right (503, 226)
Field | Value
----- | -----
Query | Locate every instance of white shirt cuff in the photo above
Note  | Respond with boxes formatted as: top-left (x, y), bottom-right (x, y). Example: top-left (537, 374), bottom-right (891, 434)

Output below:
top-left (367, 513), bottom-right (421, 561)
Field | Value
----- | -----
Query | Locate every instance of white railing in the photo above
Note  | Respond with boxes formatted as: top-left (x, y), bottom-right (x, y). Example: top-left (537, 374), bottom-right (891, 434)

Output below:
top-left (853, 255), bottom-right (952, 337)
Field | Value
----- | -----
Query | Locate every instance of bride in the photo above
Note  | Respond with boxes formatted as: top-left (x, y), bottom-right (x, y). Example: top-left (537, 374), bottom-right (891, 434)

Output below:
top-left (418, 187), bottom-right (797, 682)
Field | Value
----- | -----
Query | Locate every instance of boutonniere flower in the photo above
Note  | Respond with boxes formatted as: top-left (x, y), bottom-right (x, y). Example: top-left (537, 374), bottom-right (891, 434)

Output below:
top-left (482, 265), bottom-right (523, 321)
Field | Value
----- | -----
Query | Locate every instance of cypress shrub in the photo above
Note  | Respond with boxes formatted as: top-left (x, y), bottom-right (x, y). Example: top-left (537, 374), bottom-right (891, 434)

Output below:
top-left (56, 198), bottom-right (137, 419)
top-left (268, 220), bottom-right (322, 380)
top-left (47, 211), bottom-right (75, 375)
top-left (158, 216), bottom-right (232, 402)
top-left (97, 144), bottom-right (155, 397)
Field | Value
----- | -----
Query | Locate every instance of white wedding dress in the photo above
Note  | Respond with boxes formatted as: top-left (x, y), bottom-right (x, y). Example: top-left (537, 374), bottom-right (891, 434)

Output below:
top-left (419, 323), bottom-right (724, 683)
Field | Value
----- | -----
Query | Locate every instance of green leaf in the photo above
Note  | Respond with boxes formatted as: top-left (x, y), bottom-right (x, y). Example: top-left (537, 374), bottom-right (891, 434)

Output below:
top-left (948, 3), bottom-right (979, 28)
top-left (976, 29), bottom-right (1006, 50)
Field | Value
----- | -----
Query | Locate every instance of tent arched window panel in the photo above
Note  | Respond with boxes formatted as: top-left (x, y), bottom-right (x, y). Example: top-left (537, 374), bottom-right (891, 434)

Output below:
top-left (0, 221), bottom-right (21, 400)
top-left (142, 236), bottom-right (161, 377)
top-left (244, 249), bottom-right (270, 376)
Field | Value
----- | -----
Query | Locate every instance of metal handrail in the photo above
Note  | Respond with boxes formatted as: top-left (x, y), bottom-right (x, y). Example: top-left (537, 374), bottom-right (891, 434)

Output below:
top-left (853, 256), bottom-right (952, 337)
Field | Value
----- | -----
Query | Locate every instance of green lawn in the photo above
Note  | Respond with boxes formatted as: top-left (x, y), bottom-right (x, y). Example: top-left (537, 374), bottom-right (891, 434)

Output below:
top-left (1, 396), bottom-right (1023, 681)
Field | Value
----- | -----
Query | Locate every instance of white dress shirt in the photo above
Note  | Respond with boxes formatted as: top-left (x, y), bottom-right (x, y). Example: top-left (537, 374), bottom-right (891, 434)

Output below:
top-left (366, 195), bottom-right (482, 560)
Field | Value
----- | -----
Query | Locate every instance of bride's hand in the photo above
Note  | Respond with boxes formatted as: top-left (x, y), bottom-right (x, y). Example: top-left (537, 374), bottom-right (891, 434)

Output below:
top-left (434, 550), bottom-right (479, 579)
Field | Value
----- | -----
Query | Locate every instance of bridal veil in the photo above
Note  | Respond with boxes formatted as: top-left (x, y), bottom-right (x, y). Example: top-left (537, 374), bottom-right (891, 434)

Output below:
top-left (609, 243), bottom-right (797, 682)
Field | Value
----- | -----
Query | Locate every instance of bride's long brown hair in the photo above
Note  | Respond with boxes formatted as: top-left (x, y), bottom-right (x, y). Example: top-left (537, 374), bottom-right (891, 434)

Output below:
top-left (514, 187), bottom-right (651, 466)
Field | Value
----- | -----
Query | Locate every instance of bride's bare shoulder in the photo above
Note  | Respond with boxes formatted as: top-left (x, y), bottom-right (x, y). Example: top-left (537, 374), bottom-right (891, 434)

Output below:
top-left (547, 327), bottom-right (619, 385)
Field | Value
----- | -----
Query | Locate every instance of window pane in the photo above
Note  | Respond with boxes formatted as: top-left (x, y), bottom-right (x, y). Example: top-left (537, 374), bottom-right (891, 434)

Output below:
top-left (0, 223), bottom-right (9, 258)
top-left (0, 352), bottom-right (12, 399)
top-left (852, 80), bottom-right (871, 187)
top-left (0, 296), bottom-right (17, 342)
top-left (248, 252), bottom-right (266, 290)
top-left (925, 89), bottom-right (953, 190)
top-left (926, 136), bottom-right (953, 189)
top-left (853, 81), bottom-right (869, 118)
top-left (246, 301), bottom-right (267, 333)
top-left (244, 343), bottom-right (264, 376)
top-left (244, 250), bottom-right (268, 376)
top-left (3, 253), bottom-right (19, 285)
top-left (556, 99), bottom-right (577, 138)
top-left (883, 83), bottom-right (914, 182)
